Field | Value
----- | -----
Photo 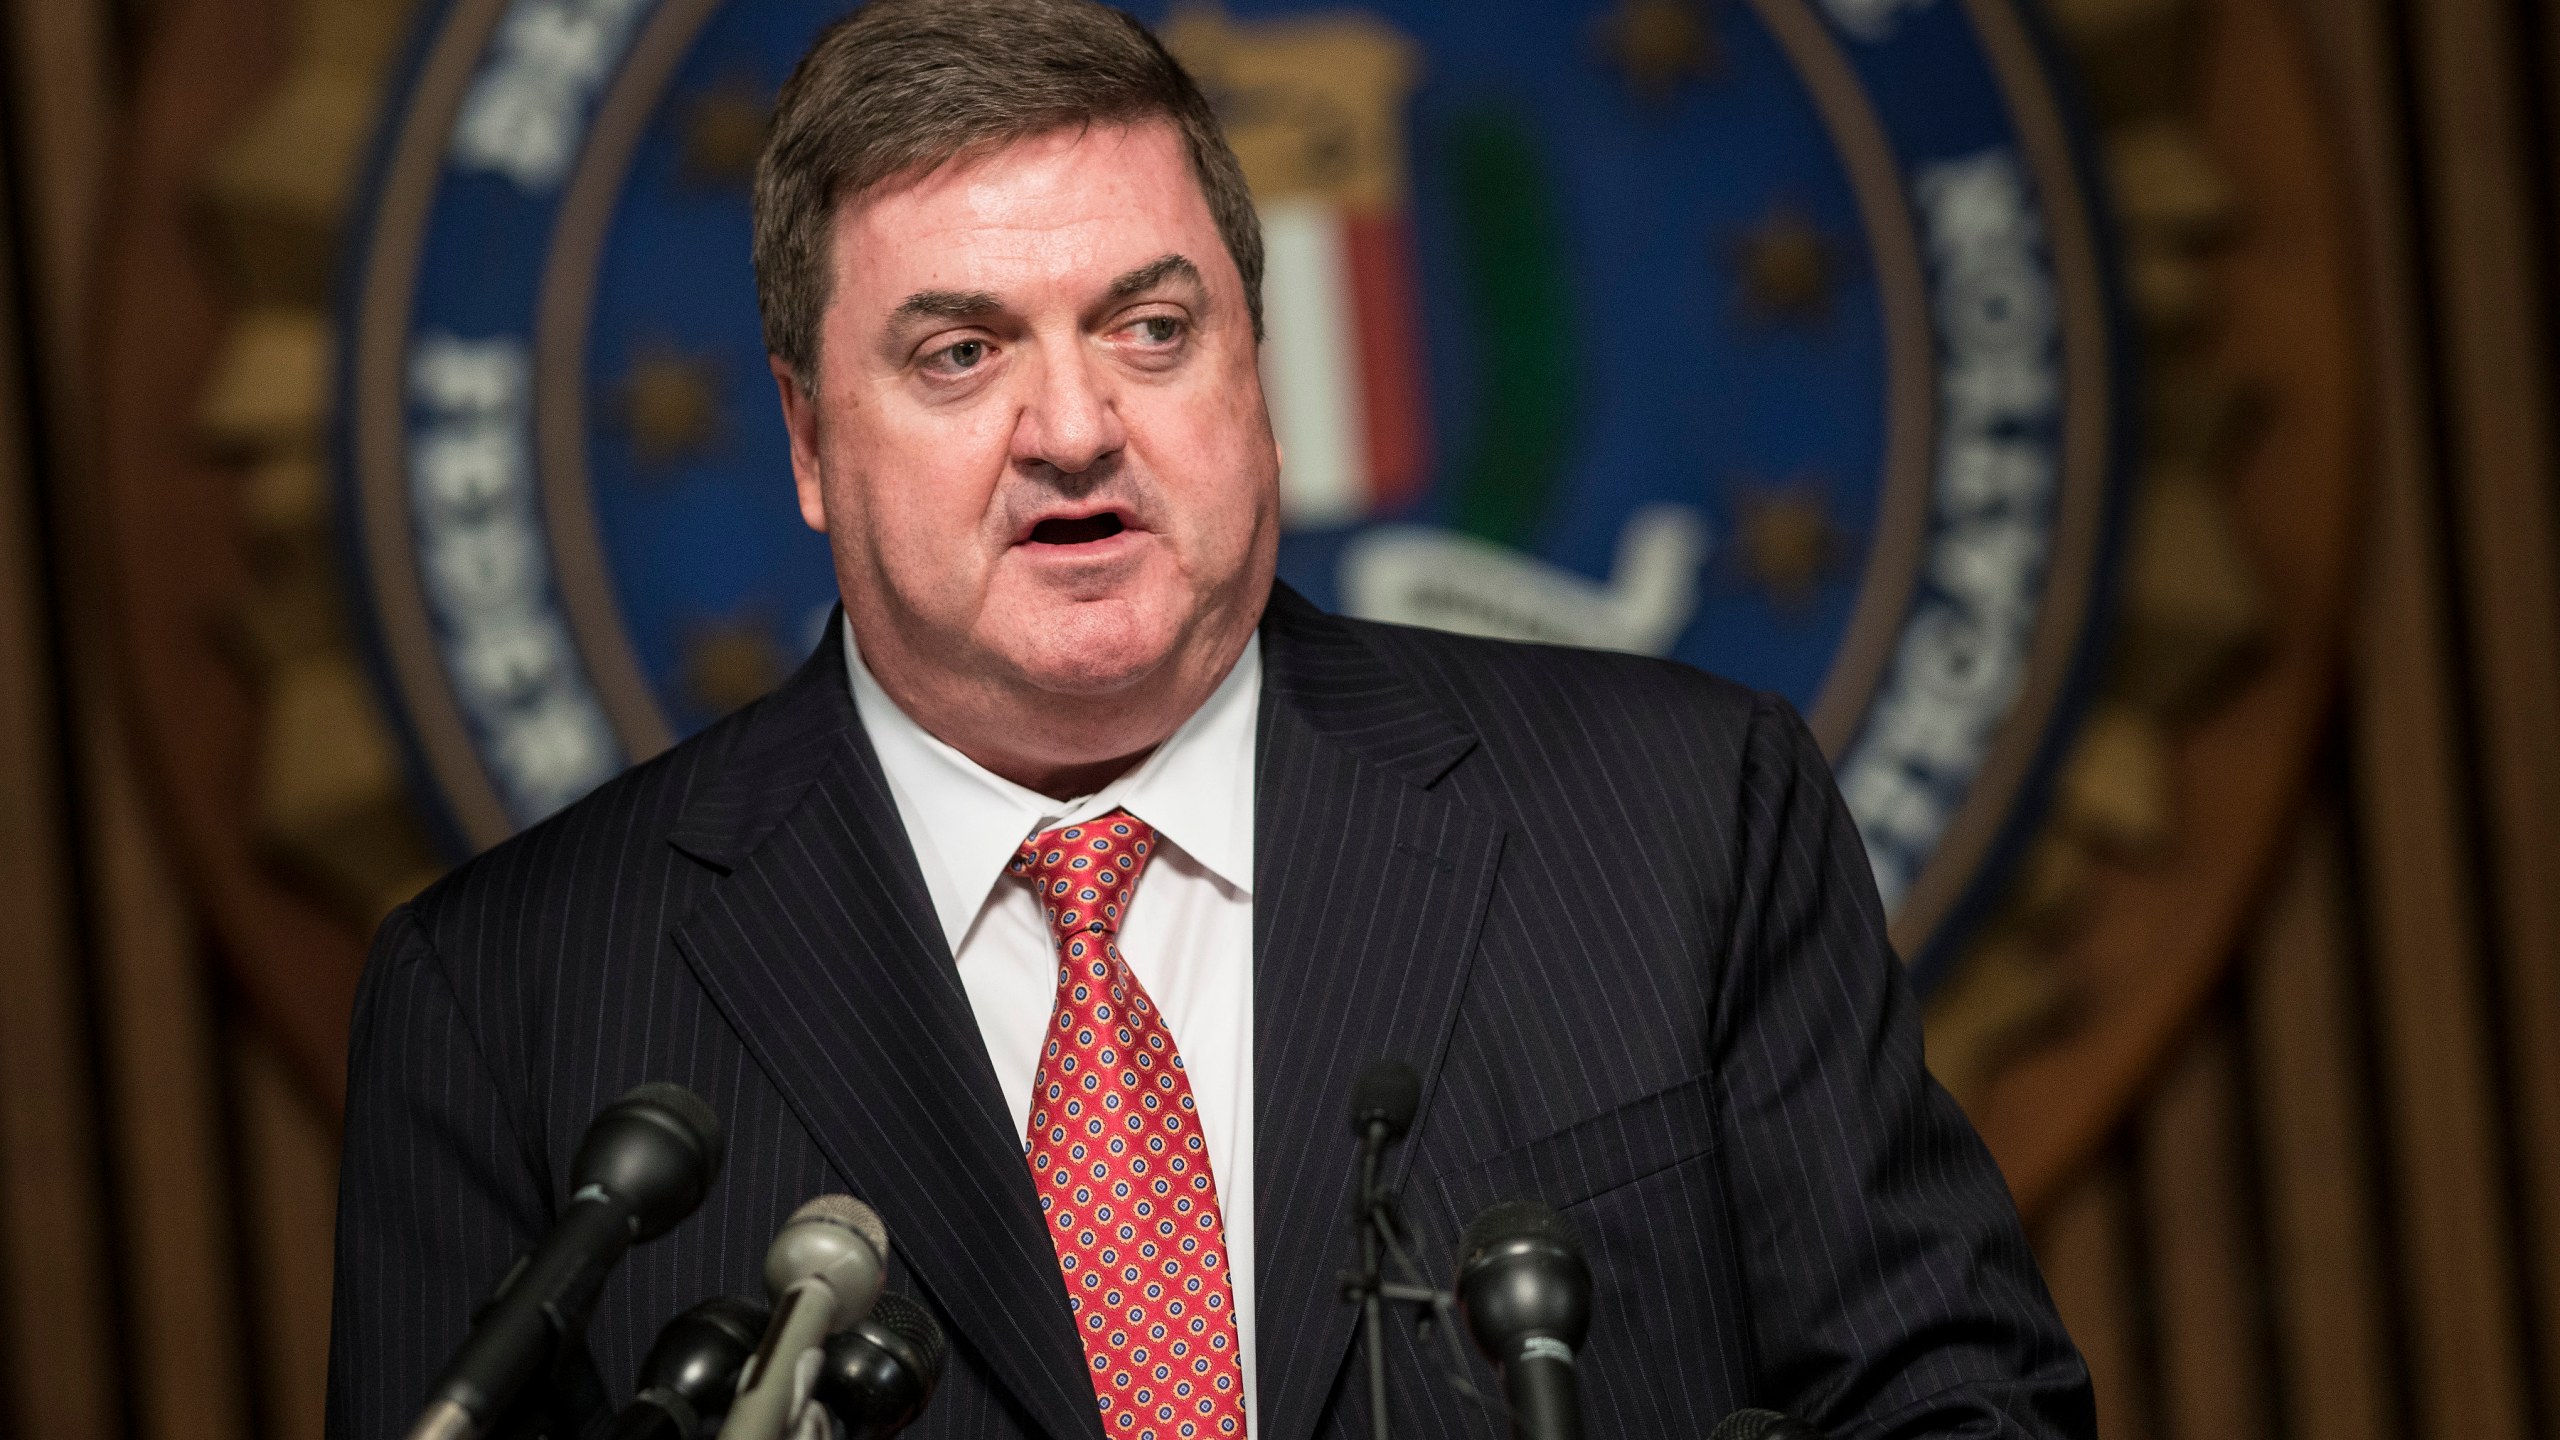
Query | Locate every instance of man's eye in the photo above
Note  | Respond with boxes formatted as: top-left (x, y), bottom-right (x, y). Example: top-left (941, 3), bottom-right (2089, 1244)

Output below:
top-left (931, 340), bottom-right (987, 372)
top-left (1133, 316), bottom-right (1183, 345)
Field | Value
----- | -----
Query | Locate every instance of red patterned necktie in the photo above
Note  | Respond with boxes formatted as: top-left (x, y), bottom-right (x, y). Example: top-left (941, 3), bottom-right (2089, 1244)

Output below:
top-left (1010, 811), bottom-right (1248, 1440)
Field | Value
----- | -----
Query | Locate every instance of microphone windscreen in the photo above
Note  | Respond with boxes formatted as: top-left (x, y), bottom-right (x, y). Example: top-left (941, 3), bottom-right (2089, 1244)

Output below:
top-left (792, 1193), bottom-right (890, 1255)
top-left (866, 1292), bottom-right (949, 1382)
top-left (1459, 1198), bottom-right (1577, 1264)
top-left (1348, 1060), bottom-right (1422, 1140)
top-left (634, 1294), bottom-right (769, 1416)
top-left (623, 1082), bottom-right (727, 1174)
top-left (575, 1083), bottom-right (727, 1239)
top-left (1707, 1409), bottom-right (1823, 1440)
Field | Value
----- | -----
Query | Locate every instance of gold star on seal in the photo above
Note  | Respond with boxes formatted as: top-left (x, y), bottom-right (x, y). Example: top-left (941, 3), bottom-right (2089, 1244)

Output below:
top-left (1734, 205), bottom-right (1841, 324)
top-left (616, 345), bottom-right (724, 467)
top-left (1734, 479), bottom-right (1842, 608)
top-left (1598, 0), bottom-right (1719, 103)
top-left (680, 616), bottom-right (790, 716)
top-left (681, 82), bottom-right (771, 186)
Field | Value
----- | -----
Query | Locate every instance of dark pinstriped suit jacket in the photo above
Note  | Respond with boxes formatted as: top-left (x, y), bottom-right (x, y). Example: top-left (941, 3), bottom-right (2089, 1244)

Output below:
top-left (327, 584), bottom-right (2092, 1440)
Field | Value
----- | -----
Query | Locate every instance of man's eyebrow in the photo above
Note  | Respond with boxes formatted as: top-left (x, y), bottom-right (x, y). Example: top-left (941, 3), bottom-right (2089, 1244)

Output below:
top-left (1106, 254), bottom-right (1203, 303)
top-left (888, 288), bottom-right (1004, 326)
top-left (880, 258), bottom-right (1200, 339)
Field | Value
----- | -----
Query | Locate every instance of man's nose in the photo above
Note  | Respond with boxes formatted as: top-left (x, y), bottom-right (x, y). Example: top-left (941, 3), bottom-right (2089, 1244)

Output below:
top-left (1013, 343), bottom-right (1127, 478)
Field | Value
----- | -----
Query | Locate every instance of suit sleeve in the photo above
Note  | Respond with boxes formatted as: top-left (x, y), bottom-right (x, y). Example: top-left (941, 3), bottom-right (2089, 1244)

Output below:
top-left (1706, 694), bottom-right (2094, 1440)
top-left (326, 905), bottom-right (551, 1440)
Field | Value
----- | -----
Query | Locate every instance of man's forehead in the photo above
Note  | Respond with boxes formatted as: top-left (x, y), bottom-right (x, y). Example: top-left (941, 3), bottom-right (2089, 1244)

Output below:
top-left (832, 120), bottom-right (1219, 308)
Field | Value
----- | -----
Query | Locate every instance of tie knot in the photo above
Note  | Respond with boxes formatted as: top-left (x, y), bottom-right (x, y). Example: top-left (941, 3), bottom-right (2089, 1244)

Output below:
top-left (1009, 809), bottom-right (1156, 938)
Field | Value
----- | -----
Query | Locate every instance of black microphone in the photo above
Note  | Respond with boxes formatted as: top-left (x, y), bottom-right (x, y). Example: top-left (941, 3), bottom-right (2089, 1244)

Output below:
top-left (814, 1292), bottom-right (949, 1440)
top-left (1455, 1200), bottom-right (1593, 1440)
top-left (599, 1296), bottom-right (769, 1440)
top-left (1347, 1060), bottom-right (1421, 1440)
top-left (1707, 1409), bottom-right (1823, 1440)
top-left (1350, 1060), bottom-right (1421, 1145)
top-left (407, 1083), bottom-right (727, 1440)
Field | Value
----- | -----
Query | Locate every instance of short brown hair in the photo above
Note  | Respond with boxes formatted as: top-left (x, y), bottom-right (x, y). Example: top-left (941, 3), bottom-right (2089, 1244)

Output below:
top-left (752, 0), bottom-right (1264, 391)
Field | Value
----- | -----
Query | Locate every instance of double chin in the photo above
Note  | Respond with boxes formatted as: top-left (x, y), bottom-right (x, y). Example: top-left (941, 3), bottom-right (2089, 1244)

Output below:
top-left (994, 597), bottom-right (1178, 698)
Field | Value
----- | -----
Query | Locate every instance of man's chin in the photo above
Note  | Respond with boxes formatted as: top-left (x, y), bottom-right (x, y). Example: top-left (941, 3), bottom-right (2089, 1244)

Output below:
top-left (990, 599), bottom-right (1181, 698)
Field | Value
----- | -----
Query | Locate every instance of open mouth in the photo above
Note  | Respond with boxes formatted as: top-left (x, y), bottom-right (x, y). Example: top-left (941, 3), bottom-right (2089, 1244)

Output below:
top-left (1026, 512), bottom-right (1127, 546)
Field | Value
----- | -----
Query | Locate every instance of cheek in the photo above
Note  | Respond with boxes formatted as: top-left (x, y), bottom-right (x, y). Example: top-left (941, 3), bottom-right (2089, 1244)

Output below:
top-left (827, 404), bottom-right (1013, 562)
top-left (1146, 387), bottom-right (1279, 539)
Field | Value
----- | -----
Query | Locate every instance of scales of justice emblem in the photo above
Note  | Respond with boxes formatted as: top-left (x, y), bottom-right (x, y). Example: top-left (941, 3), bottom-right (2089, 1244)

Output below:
top-left (342, 0), bottom-right (2125, 980)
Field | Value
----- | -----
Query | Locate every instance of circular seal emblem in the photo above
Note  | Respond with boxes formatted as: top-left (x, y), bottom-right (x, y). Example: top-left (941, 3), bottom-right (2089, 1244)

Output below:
top-left (340, 0), bottom-right (2125, 979)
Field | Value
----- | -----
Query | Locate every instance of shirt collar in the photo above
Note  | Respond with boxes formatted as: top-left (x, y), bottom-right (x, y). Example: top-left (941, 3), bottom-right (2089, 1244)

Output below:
top-left (844, 620), bottom-right (1260, 952)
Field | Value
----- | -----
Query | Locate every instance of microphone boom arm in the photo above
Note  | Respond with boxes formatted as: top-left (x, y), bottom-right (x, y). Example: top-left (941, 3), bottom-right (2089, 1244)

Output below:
top-left (1338, 1060), bottom-right (1499, 1438)
top-left (1339, 1173), bottom-right (1501, 1428)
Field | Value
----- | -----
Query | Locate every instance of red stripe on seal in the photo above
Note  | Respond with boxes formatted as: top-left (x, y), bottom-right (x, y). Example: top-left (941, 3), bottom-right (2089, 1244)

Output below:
top-left (1342, 209), bottom-right (1433, 512)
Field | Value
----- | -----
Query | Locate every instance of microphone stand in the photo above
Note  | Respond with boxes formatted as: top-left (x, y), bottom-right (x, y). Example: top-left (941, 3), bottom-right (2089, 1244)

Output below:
top-left (1354, 1125), bottom-right (1392, 1440)
top-left (1341, 1135), bottom-right (1498, 1440)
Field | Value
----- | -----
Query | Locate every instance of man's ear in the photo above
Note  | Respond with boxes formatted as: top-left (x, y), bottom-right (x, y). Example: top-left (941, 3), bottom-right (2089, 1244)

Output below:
top-left (771, 356), bottom-right (828, 534)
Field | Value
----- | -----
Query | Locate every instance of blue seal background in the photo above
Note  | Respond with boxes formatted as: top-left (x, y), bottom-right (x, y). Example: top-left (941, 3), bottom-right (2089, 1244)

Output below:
top-left (579, 0), bottom-right (1894, 731)
top-left (338, 0), bottom-right (2128, 984)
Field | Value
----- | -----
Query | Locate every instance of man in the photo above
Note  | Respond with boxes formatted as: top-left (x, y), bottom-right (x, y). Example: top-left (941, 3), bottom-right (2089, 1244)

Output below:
top-left (328, 1), bottom-right (2092, 1437)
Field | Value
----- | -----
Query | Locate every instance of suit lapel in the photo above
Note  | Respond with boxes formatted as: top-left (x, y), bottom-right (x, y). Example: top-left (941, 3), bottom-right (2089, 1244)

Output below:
top-left (662, 594), bottom-right (1505, 1440)
top-left (1251, 590), bottom-right (1507, 1440)
top-left (667, 622), bottom-right (1103, 1440)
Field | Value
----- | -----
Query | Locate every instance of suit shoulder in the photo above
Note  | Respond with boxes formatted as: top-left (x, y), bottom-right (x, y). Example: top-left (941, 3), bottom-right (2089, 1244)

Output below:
top-left (1331, 612), bottom-right (1769, 749)
top-left (401, 692), bottom-right (761, 940)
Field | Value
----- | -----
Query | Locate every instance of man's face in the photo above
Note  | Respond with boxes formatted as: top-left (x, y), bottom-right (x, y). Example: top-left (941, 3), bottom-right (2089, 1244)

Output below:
top-left (778, 120), bottom-right (1278, 720)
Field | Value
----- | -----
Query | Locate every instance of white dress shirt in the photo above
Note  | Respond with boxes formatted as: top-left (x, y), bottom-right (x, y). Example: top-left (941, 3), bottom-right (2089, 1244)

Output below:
top-left (844, 625), bottom-right (1262, 1434)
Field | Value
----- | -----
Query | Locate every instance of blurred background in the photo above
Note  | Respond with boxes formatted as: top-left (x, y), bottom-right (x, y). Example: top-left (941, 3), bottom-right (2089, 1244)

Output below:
top-left (2, 0), bottom-right (2557, 1437)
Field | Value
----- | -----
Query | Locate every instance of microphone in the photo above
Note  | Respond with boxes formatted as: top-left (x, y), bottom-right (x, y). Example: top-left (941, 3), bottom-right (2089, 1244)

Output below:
top-left (717, 1195), bottom-right (891, 1440)
top-left (1707, 1409), bottom-right (1823, 1440)
top-left (813, 1291), bottom-right (949, 1440)
top-left (1455, 1200), bottom-right (1593, 1440)
top-left (406, 1083), bottom-right (726, 1440)
top-left (1349, 1060), bottom-right (1421, 1145)
top-left (599, 1296), bottom-right (770, 1440)
top-left (1346, 1060), bottom-right (1422, 1440)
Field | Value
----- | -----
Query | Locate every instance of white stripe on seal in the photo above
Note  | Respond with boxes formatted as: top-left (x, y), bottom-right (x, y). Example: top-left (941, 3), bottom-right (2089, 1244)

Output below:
top-left (1258, 196), bottom-right (1370, 527)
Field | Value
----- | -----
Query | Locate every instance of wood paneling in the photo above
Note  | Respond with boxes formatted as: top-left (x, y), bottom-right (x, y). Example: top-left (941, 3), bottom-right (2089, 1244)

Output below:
top-left (3, 0), bottom-right (268, 1434)
top-left (2293, 0), bottom-right (2535, 1432)
top-left (2034, 1155), bottom-right (2156, 1440)
top-left (2346, 227), bottom-right (2532, 1440)
top-left (0, 131), bottom-right (120, 1440)
top-left (2414, 0), bottom-right (2560, 1401)
top-left (233, 1023), bottom-right (338, 1440)
top-left (85, 722), bottom-right (252, 1440)
top-left (2245, 811), bottom-right (2392, 1440)
top-left (88, 0), bottom-right (359, 1110)
top-left (2139, 1014), bottom-right (2273, 1440)
top-left (3, 0), bottom-right (113, 369)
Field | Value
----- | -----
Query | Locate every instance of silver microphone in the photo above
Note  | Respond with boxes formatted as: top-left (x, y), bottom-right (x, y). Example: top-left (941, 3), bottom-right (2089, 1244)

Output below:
top-left (717, 1195), bottom-right (890, 1440)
